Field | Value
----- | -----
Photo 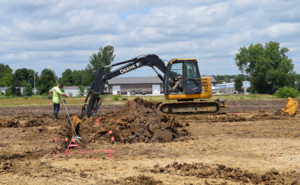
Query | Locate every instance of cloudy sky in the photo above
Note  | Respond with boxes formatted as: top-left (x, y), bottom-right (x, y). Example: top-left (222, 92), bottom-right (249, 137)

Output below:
top-left (0, 0), bottom-right (300, 77)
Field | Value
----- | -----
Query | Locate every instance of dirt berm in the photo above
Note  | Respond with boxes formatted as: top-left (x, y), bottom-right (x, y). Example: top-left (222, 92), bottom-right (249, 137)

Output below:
top-left (70, 97), bottom-right (189, 144)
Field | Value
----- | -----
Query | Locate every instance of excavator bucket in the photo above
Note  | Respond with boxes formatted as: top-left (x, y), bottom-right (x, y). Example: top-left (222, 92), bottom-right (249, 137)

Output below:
top-left (71, 115), bottom-right (81, 134)
top-left (71, 115), bottom-right (81, 125)
top-left (279, 98), bottom-right (298, 115)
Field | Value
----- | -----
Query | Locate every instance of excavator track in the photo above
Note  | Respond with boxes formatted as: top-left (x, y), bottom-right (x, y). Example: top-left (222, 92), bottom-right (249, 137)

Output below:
top-left (158, 101), bottom-right (220, 114)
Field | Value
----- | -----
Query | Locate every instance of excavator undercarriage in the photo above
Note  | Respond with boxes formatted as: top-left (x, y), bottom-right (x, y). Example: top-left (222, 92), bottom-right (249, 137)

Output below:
top-left (158, 99), bottom-right (226, 114)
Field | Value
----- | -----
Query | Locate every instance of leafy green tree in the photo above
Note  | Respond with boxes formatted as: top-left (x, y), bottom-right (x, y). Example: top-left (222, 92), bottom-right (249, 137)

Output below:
top-left (5, 85), bottom-right (21, 96)
top-left (0, 64), bottom-right (13, 87)
top-left (61, 68), bottom-right (75, 86)
top-left (234, 76), bottom-right (243, 93)
top-left (77, 70), bottom-right (89, 86)
top-left (15, 87), bottom-right (21, 96)
top-left (72, 70), bottom-right (87, 86)
top-left (24, 83), bottom-right (33, 96)
top-left (237, 74), bottom-right (250, 81)
top-left (60, 69), bottom-right (90, 86)
top-left (37, 69), bottom-right (57, 95)
top-left (235, 41), bottom-right (296, 94)
top-left (13, 68), bottom-right (35, 90)
top-left (86, 45), bottom-right (115, 84)
top-left (5, 86), bottom-right (14, 96)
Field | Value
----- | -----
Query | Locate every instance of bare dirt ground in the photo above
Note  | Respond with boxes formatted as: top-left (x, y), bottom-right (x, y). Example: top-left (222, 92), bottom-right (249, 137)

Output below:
top-left (1, 98), bottom-right (300, 184)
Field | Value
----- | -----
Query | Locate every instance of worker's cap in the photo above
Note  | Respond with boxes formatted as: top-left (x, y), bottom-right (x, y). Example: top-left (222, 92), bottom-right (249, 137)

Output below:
top-left (59, 83), bottom-right (64, 88)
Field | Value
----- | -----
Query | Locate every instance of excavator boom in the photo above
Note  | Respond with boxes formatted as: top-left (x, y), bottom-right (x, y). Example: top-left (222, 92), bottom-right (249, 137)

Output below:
top-left (81, 54), bottom-right (167, 117)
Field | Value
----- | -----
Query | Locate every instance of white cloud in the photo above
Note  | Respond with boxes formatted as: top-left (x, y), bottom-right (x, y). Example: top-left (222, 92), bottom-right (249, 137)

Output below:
top-left (261, 23), bottom-right (300, 38)
top-left (0, 0), bottom-right (300, 76)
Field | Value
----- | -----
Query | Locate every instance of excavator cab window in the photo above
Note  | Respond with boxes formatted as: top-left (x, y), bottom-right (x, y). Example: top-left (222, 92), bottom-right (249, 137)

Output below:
top-left (165, 60), bottom-right (202, 95)
top-left (168, 62), bottom-right (184, 94)
top-left (186, 61), bottom-right (201, 94)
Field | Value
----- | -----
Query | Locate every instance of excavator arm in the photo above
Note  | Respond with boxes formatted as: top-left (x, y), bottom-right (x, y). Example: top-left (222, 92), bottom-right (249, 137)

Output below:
top-left (81, 54), bottom-right (167, 117)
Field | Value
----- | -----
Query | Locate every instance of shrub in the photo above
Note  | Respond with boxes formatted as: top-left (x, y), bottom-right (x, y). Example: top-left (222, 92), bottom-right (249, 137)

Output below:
top-left (78, 85), bottom-right (85, 96)
top-left (275, 87), bottom-right (298, 98)
top-left (246, 87), bottom-right (252, 93)
top-left (122, 97), bottom-right (128, 101)
top-left (5, 86), bottom-right (14, 97)
top-left (112, 95), bottom-right (121, 100)
top-left (42, 93), bottom-right (52, 99)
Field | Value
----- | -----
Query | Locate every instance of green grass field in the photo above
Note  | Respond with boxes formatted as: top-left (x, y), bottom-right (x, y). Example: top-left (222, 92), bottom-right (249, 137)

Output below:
top-left (0, 93), bottom-right (292, 107)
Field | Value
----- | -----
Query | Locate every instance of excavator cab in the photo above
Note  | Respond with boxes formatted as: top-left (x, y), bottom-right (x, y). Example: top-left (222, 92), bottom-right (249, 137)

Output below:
top-left (159, 58), bottom-right (220, 113)
top-left (164, 59), bottom-right (210, 100)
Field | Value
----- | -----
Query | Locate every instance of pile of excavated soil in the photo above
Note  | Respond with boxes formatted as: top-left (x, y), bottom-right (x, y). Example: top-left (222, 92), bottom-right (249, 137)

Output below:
top-left (151, 162), bottom-right (300, 184)
top-left (73, 97), bottom-right (189, 144)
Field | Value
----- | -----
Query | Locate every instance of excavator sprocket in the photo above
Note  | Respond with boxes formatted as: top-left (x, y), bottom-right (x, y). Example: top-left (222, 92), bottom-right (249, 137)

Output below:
top-left (158, 101), bottom-right (220, 114)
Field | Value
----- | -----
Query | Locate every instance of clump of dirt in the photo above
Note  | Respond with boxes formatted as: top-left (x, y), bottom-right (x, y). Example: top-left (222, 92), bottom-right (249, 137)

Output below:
top-left (115, 175), bottom-right (163, 185)
top-left (151, 162), bottom-right (300, 184)
top-left (0, 119), bottom-right (19, 127)
top-left (0, 118), bottom-right (43, 127)
top-left (0, 160), bottom-right (13, 173)
top-left (75, 97), bottom-right (189, 144)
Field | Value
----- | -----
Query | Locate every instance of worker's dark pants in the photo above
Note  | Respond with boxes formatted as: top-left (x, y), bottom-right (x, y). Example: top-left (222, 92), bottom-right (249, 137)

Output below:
top-left (53, 103), bottom-right (60, 113)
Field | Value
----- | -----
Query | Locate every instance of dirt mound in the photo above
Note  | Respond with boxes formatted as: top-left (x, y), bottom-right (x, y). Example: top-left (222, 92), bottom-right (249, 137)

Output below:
top-left (151, 162), bottom-right (300, 184)
top-left (76, 98), bottom-right (189, 144)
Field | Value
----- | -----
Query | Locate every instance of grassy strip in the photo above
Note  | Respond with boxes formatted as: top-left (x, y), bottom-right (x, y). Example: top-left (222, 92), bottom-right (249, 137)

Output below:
top-left (0, 94), bottom-right (292, 107)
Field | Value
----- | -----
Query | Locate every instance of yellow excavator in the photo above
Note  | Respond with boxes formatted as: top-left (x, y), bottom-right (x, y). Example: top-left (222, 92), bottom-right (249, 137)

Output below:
top-left (79, 54), bottom-right (225, 117)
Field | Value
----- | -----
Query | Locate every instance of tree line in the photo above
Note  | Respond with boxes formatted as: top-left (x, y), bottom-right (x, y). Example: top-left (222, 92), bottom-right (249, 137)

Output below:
top-left (0, 41), bottom-right (299, 97)
top-left (0, 45), bottom-right (115, 96)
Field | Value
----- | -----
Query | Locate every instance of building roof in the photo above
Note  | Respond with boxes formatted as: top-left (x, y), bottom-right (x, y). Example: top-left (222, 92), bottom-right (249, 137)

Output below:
top-left (108, 77), bottom-right (163, 85)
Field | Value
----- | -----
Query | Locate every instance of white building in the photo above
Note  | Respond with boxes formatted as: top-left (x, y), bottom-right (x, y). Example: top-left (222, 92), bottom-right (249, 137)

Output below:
top-left (215, 81), bottom-right (250, 94)
top-left (63, 86), bottom-right (87, 97)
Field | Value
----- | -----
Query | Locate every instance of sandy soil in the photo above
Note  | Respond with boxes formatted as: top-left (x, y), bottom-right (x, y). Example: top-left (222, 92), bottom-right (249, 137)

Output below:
top-left (1, 99), bottom-right (300, 185)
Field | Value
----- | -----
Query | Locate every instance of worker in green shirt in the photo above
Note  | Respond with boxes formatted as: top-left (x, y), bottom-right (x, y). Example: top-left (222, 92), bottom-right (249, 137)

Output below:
top-left (48, 83), bottom-right (71, 120)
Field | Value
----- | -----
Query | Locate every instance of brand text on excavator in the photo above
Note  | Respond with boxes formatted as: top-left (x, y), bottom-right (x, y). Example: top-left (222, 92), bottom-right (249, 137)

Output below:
top-left (120, 64), bottom-right (137, 74)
